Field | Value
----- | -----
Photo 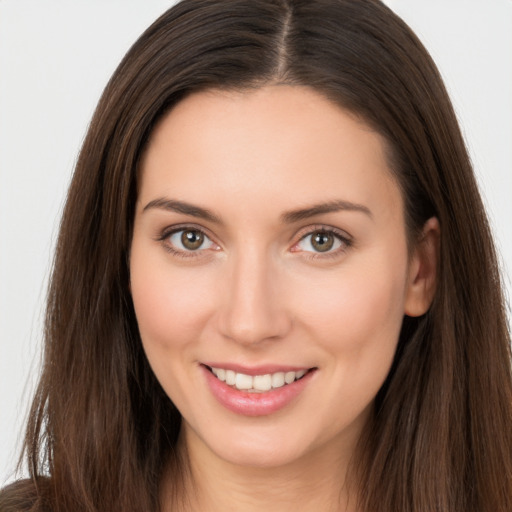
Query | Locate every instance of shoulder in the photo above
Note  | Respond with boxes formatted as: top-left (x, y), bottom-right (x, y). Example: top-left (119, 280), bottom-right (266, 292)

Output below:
top-left (0, 478), bottom-right (50, 512)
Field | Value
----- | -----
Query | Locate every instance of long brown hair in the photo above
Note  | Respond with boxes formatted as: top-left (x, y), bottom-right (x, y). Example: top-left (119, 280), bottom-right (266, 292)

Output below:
top-left (1, 1), bottom-right (511, 511)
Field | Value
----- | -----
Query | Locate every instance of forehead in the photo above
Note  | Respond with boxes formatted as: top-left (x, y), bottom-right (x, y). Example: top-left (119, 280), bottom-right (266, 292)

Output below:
top-left (138, 85), bottom-right (402, 224)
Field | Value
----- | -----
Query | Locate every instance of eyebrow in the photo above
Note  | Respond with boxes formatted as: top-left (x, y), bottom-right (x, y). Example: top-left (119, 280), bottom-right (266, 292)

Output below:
top-left (142, 198), bottom-right (222, 224)
top-left (142, 197), bottom-right (372, 224)
top-left (281, 200), bottom-right (373, 223)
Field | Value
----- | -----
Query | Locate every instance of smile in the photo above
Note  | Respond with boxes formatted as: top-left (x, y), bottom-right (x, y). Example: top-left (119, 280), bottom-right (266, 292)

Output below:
top-left (202, 364), bottom-right (316, 416)
top-left (209, 366), bottom-right (308, 392)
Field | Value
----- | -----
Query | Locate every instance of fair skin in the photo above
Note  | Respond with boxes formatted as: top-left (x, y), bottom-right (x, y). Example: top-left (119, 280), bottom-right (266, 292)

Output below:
top-left (130, 85), bottom-right (439, 511)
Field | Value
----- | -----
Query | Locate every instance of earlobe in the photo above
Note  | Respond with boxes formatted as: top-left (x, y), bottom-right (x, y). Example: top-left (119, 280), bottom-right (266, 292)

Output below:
top-left (404, 217), bottom-right (440, 317)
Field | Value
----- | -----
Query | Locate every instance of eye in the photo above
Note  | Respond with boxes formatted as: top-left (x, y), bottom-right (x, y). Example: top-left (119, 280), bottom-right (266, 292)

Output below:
top-left (165, 228), bottom-right (217, 253)
top-left (294, 229), bottom-right (350, 254)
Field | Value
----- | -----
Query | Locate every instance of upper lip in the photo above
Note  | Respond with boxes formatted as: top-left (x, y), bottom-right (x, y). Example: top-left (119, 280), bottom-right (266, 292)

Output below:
top-left (201, 362), bottom-right (315, 376)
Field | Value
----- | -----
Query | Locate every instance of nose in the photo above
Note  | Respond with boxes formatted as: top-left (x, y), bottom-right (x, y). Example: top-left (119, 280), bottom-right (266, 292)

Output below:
top-left (216, 248), bottom-right (292, 346)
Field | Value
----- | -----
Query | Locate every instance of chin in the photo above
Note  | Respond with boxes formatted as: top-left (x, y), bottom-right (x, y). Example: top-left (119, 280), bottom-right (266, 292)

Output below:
top-left (183, 416), bottom-right (341, 470)
top-left (224, 440), bottom-right (303, 468)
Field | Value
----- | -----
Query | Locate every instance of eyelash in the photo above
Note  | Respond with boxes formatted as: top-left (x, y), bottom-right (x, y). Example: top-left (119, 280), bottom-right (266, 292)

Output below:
top-left (157, 224), bottom-right (353, 260)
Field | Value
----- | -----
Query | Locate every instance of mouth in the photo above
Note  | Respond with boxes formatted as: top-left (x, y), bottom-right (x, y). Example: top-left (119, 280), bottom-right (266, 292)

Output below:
top-left (203, 365), bottom-right (314, 393)
top-left (201, 363), bottom-right (317, 416)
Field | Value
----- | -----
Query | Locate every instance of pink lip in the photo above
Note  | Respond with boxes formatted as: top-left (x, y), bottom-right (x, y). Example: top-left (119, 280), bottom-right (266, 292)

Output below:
top-left (201, 365), bottom-right (316, 417)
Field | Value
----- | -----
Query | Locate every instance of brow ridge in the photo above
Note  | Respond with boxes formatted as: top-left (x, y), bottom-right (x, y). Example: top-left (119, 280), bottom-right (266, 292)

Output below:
top-left (281, 200), bottom-right (372, 223)
top-left (142, 198), bottom-right (222, 224)
top-left (143, 197), bottom-right (371, 224)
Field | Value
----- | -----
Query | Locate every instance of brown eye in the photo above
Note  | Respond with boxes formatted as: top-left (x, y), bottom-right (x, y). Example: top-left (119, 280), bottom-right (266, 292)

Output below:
top-left (311, 231), bottom-right (335, 252)
top-left (165, 228), bottom-right (217, 256)
top-left (181, 230), bottom-right (205, 250)
top-left (295, 228), bottom-right (349, 255)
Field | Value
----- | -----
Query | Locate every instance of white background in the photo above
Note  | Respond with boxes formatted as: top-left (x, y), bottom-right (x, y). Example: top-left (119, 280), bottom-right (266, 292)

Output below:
top-left (1, 0), bottom-right (511, 486)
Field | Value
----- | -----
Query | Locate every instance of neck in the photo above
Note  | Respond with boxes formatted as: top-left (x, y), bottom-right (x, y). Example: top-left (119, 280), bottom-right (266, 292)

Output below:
top-left (162, 426), bottom-right (361, 512)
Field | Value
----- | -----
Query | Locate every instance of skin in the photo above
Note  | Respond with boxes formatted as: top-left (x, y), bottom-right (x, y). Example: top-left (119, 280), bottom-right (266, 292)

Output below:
top-left (130, 85), bottom-right (439, 511)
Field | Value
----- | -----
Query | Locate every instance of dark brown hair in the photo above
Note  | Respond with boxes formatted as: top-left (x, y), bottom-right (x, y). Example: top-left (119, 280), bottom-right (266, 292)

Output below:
top-left (1, 1), bottom-right (511, 511)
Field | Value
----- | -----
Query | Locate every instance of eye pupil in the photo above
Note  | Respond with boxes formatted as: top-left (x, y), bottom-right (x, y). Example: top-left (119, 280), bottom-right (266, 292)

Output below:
top-left (181, 230), bottom-right (204, 250)
top-left (311, 232), bottom-right (334, 252)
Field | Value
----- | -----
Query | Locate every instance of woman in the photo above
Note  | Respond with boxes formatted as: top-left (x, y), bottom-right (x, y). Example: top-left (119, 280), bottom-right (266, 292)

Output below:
top-left (1, 0), bottom-right (511, 511)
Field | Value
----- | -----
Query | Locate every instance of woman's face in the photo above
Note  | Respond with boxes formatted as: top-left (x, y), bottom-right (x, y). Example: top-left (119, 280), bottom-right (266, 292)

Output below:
top-left (130, 85), bottom-right (433, 468)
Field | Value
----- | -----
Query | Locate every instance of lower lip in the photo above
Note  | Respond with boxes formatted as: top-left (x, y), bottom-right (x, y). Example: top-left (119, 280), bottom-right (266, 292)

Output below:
top-left (202, 365), bottom-right (315, 417)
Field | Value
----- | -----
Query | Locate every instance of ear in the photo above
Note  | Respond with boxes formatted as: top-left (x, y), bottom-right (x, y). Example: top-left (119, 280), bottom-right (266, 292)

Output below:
top-left (404, 217), bottom-right (440, 317)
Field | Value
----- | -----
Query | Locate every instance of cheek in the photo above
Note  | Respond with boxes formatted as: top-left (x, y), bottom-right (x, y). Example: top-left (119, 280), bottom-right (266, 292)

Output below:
top-left (294, 257), bottom-right (408, 356)
top-left (129, 246), bottom-right (215, 352)
top-left (291, 258), bottom-right (408, 430)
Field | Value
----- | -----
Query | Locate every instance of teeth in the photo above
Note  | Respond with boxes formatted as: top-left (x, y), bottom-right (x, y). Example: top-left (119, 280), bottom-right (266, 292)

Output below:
top-left (226, 370), bottom-right (236, 385)
top-left (253, 374), bottom-right (272, 391)
top-left (295, 369), bottom-right (306, 379)
top-left (271, 372), bottom-right (285, 388)
top-left (210, 367), bottom-right (308, 391)
top-left (235, 373), bottom-right (253, 390)
top-left (284, 371), bottom-right (296, 384)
